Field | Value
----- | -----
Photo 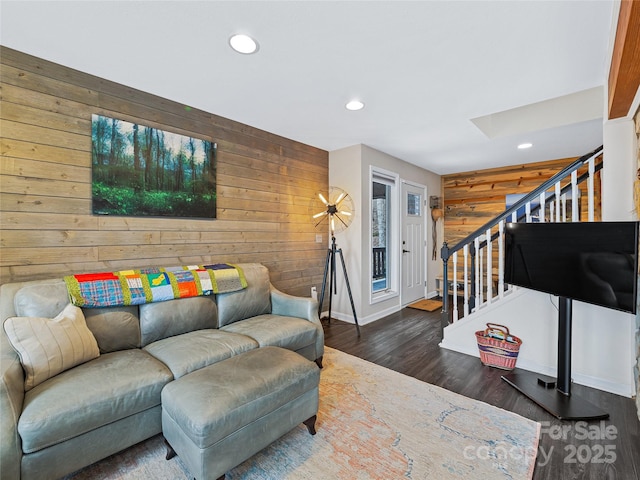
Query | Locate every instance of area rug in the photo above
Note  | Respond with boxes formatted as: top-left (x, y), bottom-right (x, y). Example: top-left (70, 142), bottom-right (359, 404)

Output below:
top-left (66, 347), bottom-right (539, 479)
top-left (407, 298), bottom-right (443, 312)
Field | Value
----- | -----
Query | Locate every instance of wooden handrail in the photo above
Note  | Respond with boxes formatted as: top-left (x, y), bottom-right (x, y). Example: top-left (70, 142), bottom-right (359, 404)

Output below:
top-left (440, 145), bottom-right (603, 330)
top-left (442, 145), bottom-right (602, 259)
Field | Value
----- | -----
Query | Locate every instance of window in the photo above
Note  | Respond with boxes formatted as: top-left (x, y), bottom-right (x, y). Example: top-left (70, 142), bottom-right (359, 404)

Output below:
top-left (372, 181), bottom-right (390, 293)
top-left (370, 168), bottom-right (399, 302)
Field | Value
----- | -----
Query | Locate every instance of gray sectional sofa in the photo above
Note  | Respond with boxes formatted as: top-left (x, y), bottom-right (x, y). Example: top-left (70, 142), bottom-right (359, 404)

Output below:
top-left (0, 263), bottom-right (324, 480)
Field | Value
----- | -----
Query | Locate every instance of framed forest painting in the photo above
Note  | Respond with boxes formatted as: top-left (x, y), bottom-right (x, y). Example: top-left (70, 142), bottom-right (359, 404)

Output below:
top-left (91, 114), bottom-right (217, 219)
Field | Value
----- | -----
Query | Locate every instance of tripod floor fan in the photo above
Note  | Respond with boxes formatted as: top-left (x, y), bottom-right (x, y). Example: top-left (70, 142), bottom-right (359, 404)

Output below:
top-left (310, 187), bottom-right (360, 336)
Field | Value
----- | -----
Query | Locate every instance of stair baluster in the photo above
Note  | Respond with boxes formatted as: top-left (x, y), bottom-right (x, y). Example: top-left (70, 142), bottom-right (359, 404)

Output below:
top-left (440, 145), bottom-right (603, 329)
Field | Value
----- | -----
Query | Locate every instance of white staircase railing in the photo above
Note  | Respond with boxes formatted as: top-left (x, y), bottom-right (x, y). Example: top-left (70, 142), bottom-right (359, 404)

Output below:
top-left (440, 145), bottom-right (603, 330)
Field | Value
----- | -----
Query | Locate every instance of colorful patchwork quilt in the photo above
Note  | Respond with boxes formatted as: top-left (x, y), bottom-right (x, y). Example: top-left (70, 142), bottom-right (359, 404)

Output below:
top-left (64, 264), bottom-right (247, 308)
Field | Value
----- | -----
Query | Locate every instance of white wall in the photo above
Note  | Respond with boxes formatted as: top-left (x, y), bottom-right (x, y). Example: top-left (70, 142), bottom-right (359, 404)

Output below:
top-left (602, 119), bottom-right (637, 220)
top-left (326, 145), bottom-right (363, 323)
top-left (328, 144), bottom-right (441, 325)
top-left (441, 288), bottom-right (637, 397)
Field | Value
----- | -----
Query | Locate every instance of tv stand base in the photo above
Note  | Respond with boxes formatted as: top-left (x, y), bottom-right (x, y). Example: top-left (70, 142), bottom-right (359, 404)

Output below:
top-left (502, 372), bottom-right (609, 421)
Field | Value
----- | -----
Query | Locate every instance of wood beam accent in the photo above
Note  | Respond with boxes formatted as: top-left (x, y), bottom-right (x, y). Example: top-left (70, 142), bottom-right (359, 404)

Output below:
top-left (608, 0), bottom-right (640, 119)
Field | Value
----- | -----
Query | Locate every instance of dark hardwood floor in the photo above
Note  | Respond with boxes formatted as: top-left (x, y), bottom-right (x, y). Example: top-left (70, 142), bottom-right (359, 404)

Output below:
top-left (322, 307), bottom-right (640, 480)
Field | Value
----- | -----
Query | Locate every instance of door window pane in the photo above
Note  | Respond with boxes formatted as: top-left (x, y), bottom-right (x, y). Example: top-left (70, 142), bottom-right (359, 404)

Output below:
top-left (407, 193), bottom-right (421, 216)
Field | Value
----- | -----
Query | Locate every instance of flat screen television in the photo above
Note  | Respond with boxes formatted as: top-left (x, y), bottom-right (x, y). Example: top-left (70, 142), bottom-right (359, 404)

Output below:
top-left (504, 221), bottom-right (639, 314)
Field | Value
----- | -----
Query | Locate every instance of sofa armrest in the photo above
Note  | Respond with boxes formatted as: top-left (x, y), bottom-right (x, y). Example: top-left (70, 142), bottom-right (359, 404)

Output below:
top-left (270, 286), bottom-right (324, 362)
top-left (1, 339), bottom-right (24, 480)
top-left (270, 286), bottom-right (320, 325)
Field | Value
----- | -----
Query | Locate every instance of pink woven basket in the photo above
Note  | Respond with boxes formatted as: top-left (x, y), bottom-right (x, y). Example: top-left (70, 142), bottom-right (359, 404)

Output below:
top-left (475, 323), bottom-right (522, 370)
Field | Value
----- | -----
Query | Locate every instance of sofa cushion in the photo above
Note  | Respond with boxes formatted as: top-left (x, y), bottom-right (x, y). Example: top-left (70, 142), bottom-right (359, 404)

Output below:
top-left (13, 281), bottom-right (69, 318)
top-left (83, 306), bottom-right (141, 353)
top-left (3, 304), bottom-right (100, 391)
top-left (12, 280), bottom-right (143, 355)
top-left (18, 349), bottom-right (172, 454)
top-left (216, 264), bottom-right (271, 327)
top-left (139, 296), bottom-right (217, 346)
top-left (220, 314), bottom-right (318, 352)
top-left (144, 329), bottom-right (259, 378)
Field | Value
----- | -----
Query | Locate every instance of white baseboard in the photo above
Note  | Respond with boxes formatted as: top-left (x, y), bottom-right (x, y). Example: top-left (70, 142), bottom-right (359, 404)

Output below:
top-left (322, 303), bottom-right (402, 326)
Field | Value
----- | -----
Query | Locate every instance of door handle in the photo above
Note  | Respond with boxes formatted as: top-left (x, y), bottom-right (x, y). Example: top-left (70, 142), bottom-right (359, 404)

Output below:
top-left (403, 249), bottom-right (410, 253)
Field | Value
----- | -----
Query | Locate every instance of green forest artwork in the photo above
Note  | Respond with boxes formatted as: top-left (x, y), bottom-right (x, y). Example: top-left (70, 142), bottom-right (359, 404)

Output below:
top-left (91, 114), bottom-right (216, 219)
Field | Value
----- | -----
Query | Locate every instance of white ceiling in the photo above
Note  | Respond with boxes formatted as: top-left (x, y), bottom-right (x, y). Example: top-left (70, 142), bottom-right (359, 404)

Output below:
top-left (0, 0), bottom-right (615, 175)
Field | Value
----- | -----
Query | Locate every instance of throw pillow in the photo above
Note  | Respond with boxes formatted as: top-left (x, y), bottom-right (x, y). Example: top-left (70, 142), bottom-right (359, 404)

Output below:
top-left (3, 303), bottom-right (100, 391)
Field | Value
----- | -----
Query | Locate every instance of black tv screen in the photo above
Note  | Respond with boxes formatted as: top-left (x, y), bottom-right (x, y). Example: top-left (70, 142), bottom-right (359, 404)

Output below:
top-left (504, 222), bottom-right (639, 314)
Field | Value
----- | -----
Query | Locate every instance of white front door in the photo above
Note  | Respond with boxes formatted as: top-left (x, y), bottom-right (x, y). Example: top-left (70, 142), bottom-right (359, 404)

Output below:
top-left (401, 181), bottom-right (426, 305)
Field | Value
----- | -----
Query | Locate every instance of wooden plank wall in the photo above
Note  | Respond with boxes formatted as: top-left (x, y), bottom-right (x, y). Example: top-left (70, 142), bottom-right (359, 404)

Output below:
top-left (442, 157), bottom-right (602, 247)
top-left (0, 47), bottom-right (328, 297)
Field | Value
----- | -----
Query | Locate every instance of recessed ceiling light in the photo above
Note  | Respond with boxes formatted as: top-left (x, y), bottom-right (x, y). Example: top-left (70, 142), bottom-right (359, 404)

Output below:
top-left (345, 100), bottom-right (365, 111)
top-left (517, 142), bottom-right (533, 149)
top-left (229, 34), bottom-right (259, 54)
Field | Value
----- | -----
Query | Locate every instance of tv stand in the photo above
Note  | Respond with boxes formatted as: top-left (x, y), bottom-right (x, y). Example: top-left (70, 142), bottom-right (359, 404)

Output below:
top-left (501, 297), bottom-right (609, 420)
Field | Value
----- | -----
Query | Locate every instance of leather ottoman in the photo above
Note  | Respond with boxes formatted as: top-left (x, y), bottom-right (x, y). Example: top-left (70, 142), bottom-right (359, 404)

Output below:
top-left (162, 346), bottom-right (320, 480)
